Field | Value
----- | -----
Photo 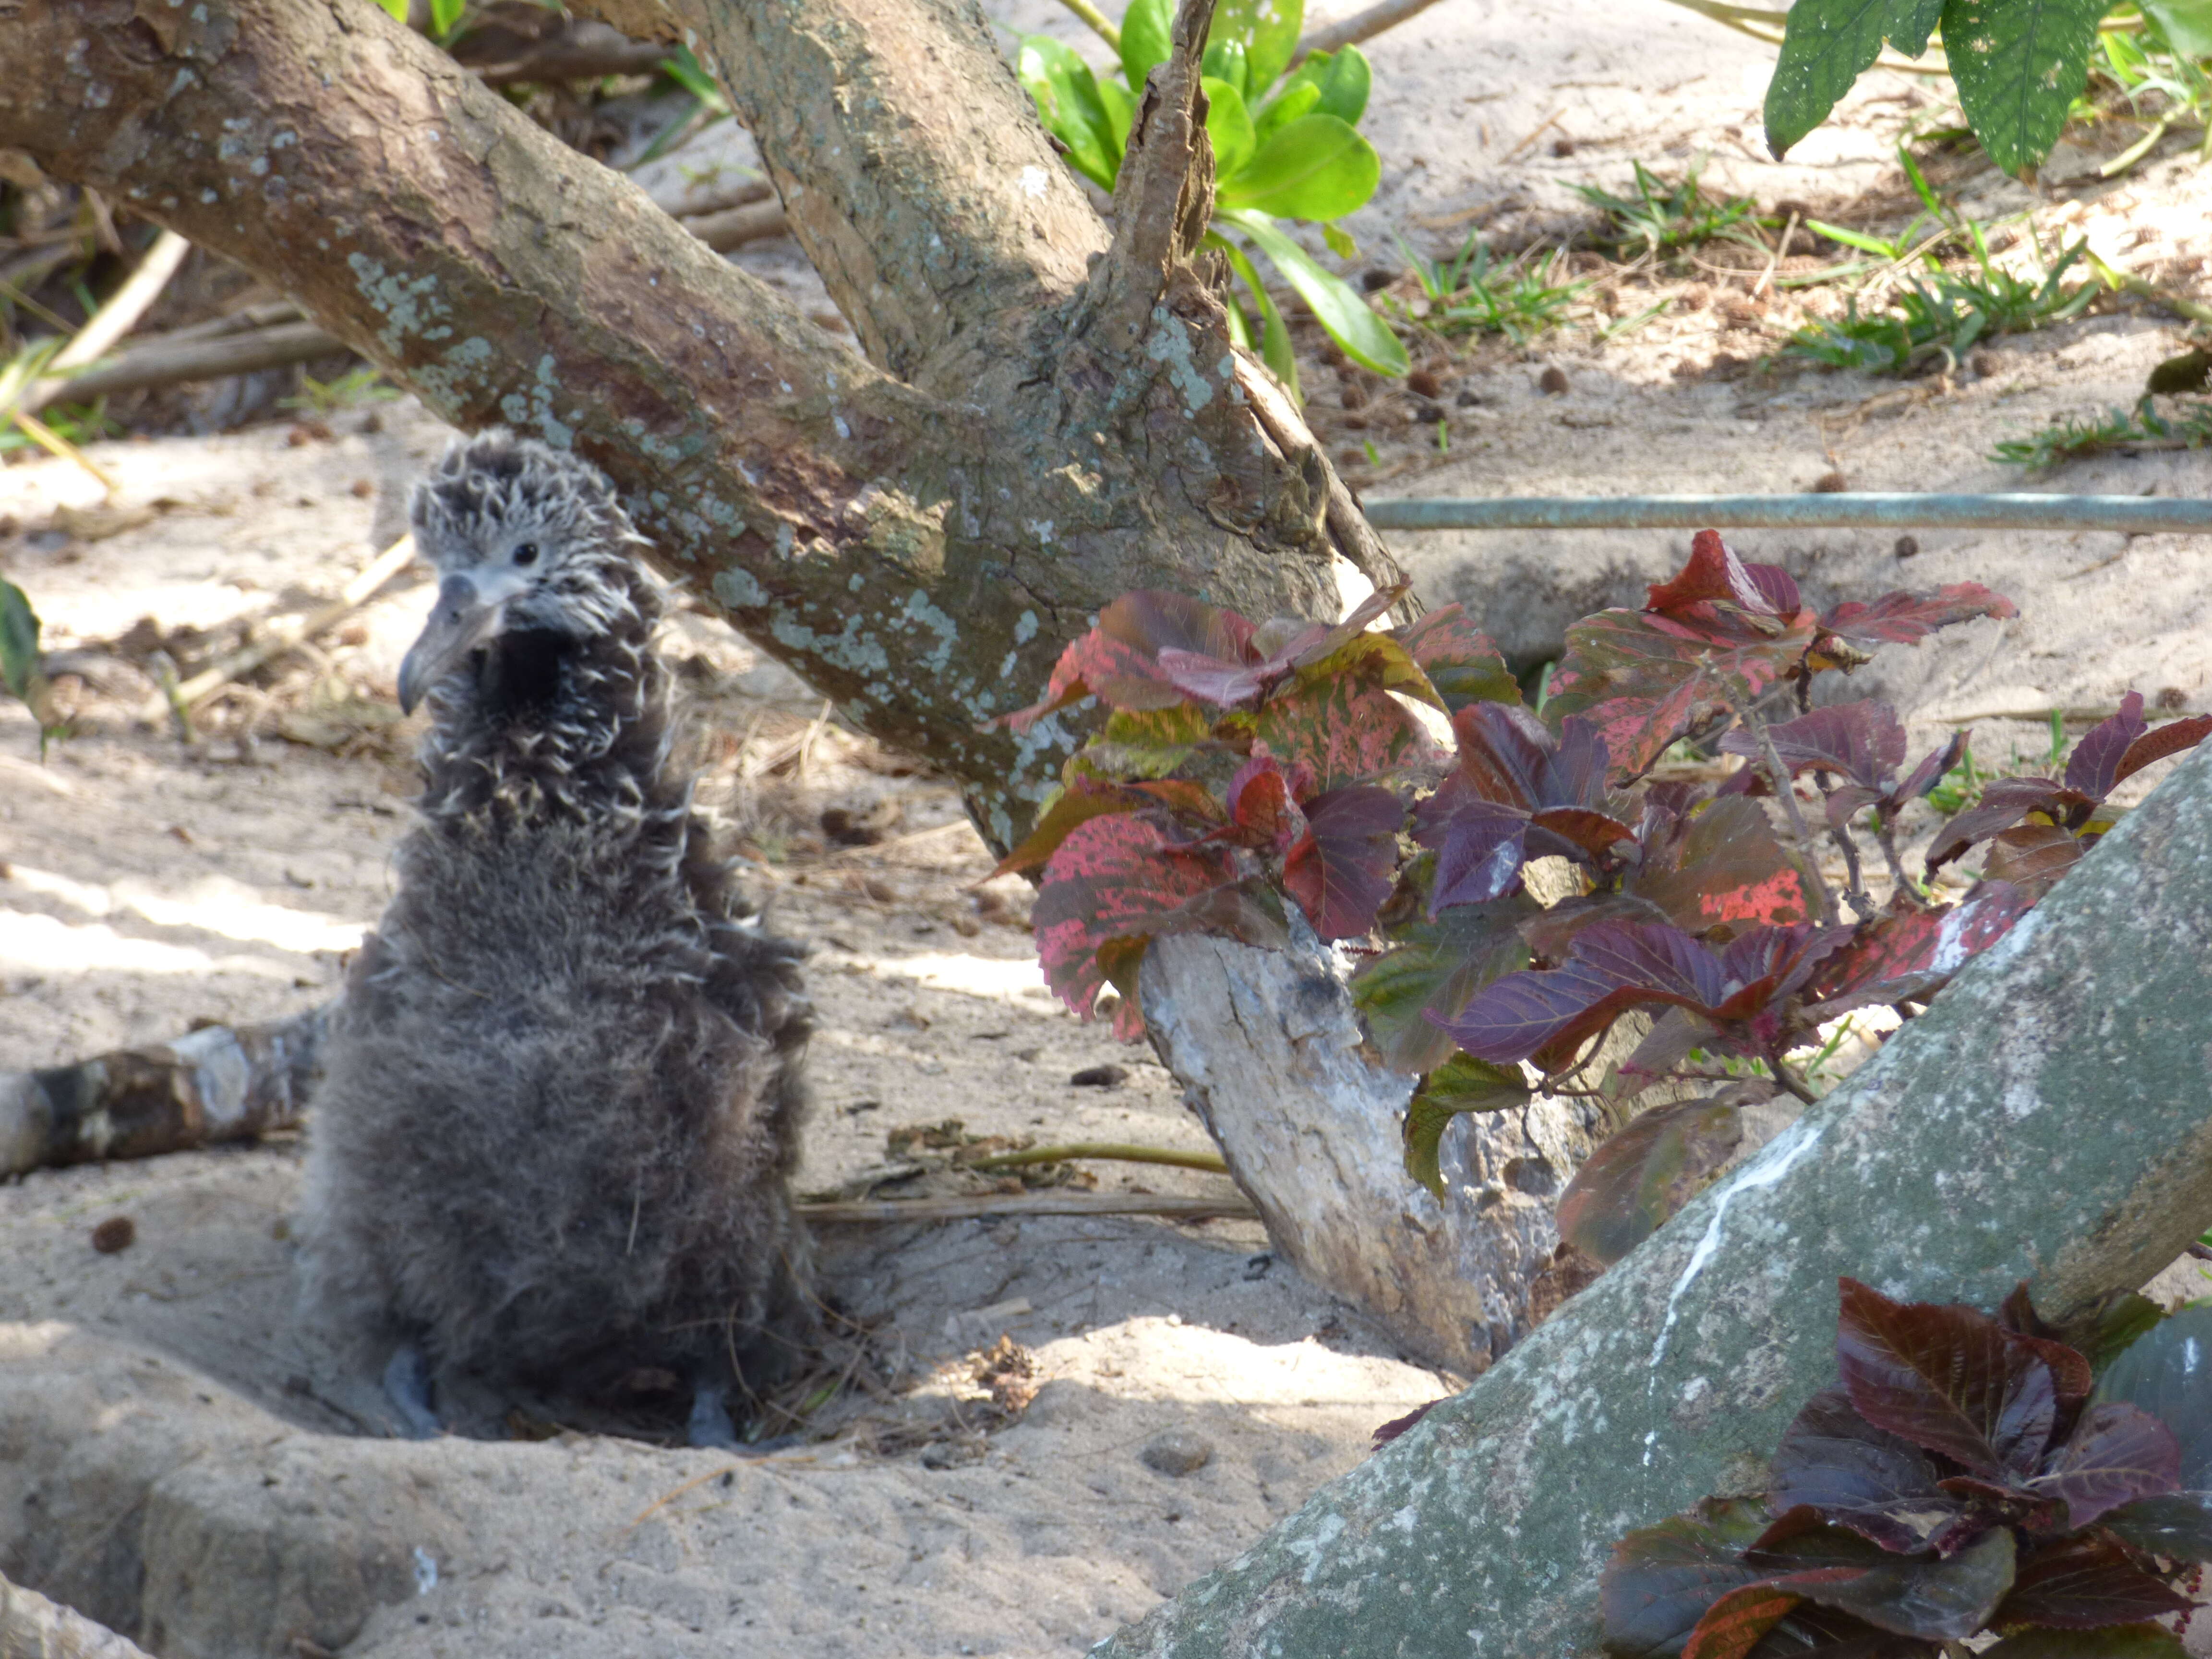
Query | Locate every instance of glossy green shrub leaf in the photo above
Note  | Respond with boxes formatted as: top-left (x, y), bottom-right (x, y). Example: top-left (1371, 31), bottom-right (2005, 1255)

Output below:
top-left (1119, 0), bottom-right (1175, 89)
top-left (1097, 77), bottom-right (1137, 151)
top-left (373, 0), bottom-right (409, 20)
top-left (1020, 37), bottom-right (1122, 192)
top-left (1285, 44), bottom-right (1371, 124)
top-left (1202, 75), bottom-right (1257, 184)
top-left (1764, 0), bottom-right (1946, 159)
top-left (1217, 114), bottom-right (1379, 220)
top-left (2095, 1304), bottom-right (2212, 1490)
top-left (1221, 210), bottom-right (1407, 375)
top-left (1251, 78), bottom-right (1322, 145)
top-left (1940, 0), bottom-right (2110, 175)
top-left (2143, 0), bottom-right (2212, 56)
top-left (1351, 896), bottom-right (1534, 1074)
top-left (1555, 1092), bottom-right (1748, 1266)
top-left (1202, 38), bottom-right (1250, 100)
top-left (1210, 0), bottom-right (1303, 99)
top-left (429, 0), bottom-right (466, 36)
top-left (1403, 1056), bottom-right (1533, 1197)
top-left (0, 576), bottom-right (41, 708)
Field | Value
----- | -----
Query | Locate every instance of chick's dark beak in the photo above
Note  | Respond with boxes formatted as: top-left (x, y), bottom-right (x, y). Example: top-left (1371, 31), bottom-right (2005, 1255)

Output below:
top-left (398, 574), bottom-right (503, 715)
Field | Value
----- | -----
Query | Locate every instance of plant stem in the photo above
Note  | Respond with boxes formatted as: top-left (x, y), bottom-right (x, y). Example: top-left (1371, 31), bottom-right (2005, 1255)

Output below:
top-left (1052, 0), bottom-right (1122, 48)
top-left (1765, 1040), bottom-right (1818, 1104)
top-left (1809, 773), bottom-right (1875, 919)
top-left (1742, 705), bottom-right (1839, 927)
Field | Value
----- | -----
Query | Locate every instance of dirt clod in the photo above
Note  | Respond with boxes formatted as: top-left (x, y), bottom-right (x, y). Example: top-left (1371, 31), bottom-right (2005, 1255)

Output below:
top-left (1140, 1430), bottom-right (1214, 1477)
top-left (1894, 535), bottom-right (1920, 559)
top-left (1071, 1064), bottom-right (1128, 1088)
top-left (1537, 366), bottom-right (1570, 396)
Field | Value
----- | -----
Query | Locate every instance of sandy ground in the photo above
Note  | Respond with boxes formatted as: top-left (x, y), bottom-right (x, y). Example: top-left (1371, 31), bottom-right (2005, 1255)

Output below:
top-left (5, 1), bottom-right (2212, 1652)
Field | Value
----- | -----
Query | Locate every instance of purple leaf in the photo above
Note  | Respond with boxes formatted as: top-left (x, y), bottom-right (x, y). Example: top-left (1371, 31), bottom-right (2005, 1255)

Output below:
top-left (1432, 920), bottom-right (1731, 1065)
top-left (1994, 1537), bottom-right (2197, 1630)
top-left (1555, 1091), bottom-right (1747, 1267)
top-left (1629, 795), bottom-right (1817, 937)
top-left (1887, 732), bottom-right (1968, 814)
top-left (1283, 786), bottom-right (1403, 940)
top-left (2028, 1403), bottom-right (2181, 1529)
top-left (1719, 702), bottom-right (1907, 791)
top-left (1427, 801), bottom-right (1530, 912)
top-left (1835, 1278), bottom-right (2060, 1479)
top-left (1601, 1501), bottom-right (1772, 1659)
top-left (1768, 1389), bottom-right (1957, 1555)
top-left (1805, 884), bottom-right (2037, 1015)
top-left (2065, 692), bottom-right (2148, 801)
top-left (1925, 780), bottom-right (2092, 874)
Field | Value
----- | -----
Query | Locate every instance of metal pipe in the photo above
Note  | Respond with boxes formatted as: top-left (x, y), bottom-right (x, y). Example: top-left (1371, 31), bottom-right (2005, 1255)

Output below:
top-left (1359, 493), bottom-right (2212, 534)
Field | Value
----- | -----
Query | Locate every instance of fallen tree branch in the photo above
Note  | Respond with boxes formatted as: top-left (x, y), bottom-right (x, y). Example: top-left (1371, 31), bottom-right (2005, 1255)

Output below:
top-left (797, 1191), bottom-right (1257, 1224)
top-left (0, 1005), bottom-right (331, 1178)
top-left (687, 198), bottom-right (791, 253)
top-left (0, 1572), bottom-right (154, 1659)
top-left (13, 228), bottom-right (192, 419)
top-left (1297, 0), bottom-right (1450, 57)
top-left (135, 534), bottom-right (420, 725)
top-left (960, 1142), bottom-right (1231, 1174)
top-left (53, 319), bottom-right (345, 406)
top-left (1103, 741), bottom-right (2212, 1657)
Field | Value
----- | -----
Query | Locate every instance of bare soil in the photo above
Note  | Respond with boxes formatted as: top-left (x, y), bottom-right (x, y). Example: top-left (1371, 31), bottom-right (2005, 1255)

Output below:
top-left (4, 3), bottom-right (2212, 1653)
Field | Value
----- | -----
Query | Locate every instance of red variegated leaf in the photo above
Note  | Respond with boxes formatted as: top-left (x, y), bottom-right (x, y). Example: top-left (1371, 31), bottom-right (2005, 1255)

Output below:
top-left (1980, 824), bottom-right (2084, 898)
top-left (1225, 755), bottom-right (1307, 851)
top-left (1645, 531), bottom-right (1809, 635)
top-left (1805, 882), bottom-right (2036, 1013)
top-left (1630, 795), bottom-right (1815, 937)
top-left (2067, 692), bottom-right (2148, 802)
top-left (1156, 584), bottom-right (1405, 707)
top-left (1530, 805), bottom-right (1639, 859)
top-left (1283, 786), bottom-right (1403, 939)
top-left (1128, 778), bottom-right (1229, 822)
top-left (1253, 671), bottom-right (1438, 789)
top-left (2115, 712), bottom-right (2212, 789)
top-left (1003, 589), bottom-right (1268, 729)
top-left (1994, 1537), bottom-right (2197, 1630)
top-left (1819, 584), bottom-right (2017, 649)
top-left (1685, 1582), bottom-right (1803, 1659)
top-left (1926, 779), bottom-right (2090, 873)
top-left (1556, 1091), bottom-right (1747, 1267)
top-left (1394, 604), bottom-right (1520, 712)
top-left (1031, 816), bottom-right (1253, 1017)
top-left (1546, 607), bottom-right (1814, 779)
top-left (1600, 1502), bottom-right (1773, 1659)
top-left (1003, 630), bottom-right (1184, 730)
top-left (1719, 702), bottom-right (1907, 791)
top-left (989, 778), bottom-right (1155, 878)
top-left (1836, 1278), bottom-right (2059, 1479)
top-left (2028, 1403), bottom-right (2180, 1529)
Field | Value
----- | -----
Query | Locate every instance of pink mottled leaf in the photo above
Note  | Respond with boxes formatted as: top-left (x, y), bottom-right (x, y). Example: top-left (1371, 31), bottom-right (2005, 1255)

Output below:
top-left (989, 778), bottom-right (1155, 878)
top-left (1629, 794), bottom-right (1815, 936)
top-left (1393, 604), bottom-right (1520, 712)
top-left (1253, 669), bottom-right (1438, 789)
top-left (1720, 702), bottom-right (1907, 790)
top-left (1819, 584), bottom-right (2018, 650)
top-left (1806, 883), bottom-right (2036, 1013)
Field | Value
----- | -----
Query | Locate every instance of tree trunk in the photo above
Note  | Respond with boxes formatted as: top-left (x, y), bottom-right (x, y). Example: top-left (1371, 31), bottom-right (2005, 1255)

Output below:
top-left (0, 0), bottom-right (1405, 850)
top-left (1142, 923), bottom-right (1602, 1376)
top-left (1101, 740), bottom-right (2212, 1658)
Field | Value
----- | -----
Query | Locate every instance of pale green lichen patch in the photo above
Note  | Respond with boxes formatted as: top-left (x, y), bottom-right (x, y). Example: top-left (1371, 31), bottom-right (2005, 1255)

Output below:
top-left (348, 254), bottom-right (454, 360)
top-left (1145, 309), bottom-right (1216, 417)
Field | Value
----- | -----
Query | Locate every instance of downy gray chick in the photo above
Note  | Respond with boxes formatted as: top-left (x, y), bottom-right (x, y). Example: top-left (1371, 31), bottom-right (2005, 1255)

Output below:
top-left (298, 430), bottom-right (811, 1446)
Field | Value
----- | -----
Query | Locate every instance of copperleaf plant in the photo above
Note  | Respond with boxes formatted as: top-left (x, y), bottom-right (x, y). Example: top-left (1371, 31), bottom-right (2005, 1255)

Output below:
top-left (1599, 1281), bottom-right (2212, 1658)
top-left (1001, 530), bottom-right (2211, 1257)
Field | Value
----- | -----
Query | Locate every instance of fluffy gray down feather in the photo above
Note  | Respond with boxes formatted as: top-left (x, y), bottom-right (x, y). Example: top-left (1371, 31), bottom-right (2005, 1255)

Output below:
top-left (298, 430), bottom-right (812, 1416)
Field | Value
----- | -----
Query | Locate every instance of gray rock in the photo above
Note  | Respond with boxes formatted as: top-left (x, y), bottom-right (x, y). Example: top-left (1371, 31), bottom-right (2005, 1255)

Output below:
top-left (1138, 1430), bottom-right (1213, 1477)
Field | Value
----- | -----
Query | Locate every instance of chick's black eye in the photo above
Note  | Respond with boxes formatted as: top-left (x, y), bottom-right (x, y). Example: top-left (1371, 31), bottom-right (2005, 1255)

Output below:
top-left (513, 542), bottom-right (539, 567)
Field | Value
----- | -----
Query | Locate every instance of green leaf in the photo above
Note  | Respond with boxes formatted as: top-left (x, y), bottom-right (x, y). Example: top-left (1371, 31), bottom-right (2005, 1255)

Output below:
top-left (1202, 38), bottom-right (1250, 100)
top-left (1556, 1094), bottom-right (1747, 1266)
top-left (2096, 1302), bottom-right (2212, 1489)
top-left (1210, 0), bottom-right (1303, 97)
top-left (1020, 37), bottom-right (1123, 192)
top-left (1216, 113), bottom-right (1379, 220)
top-left (1211, 233), bottom-right (1299, 399)
top-left (1404, 1056), bottom-right (1534, 1197)
top-left (1118, 0), bottom-right (1175, 89)
top-left (1202, 75), bottom-right (1257, 182)
top-left (1220, 209), bottom-right (1408, 375)
top-left (0, 576), bottom-right (41, 706)
top-left (1097, 77), bottom-right (1137, 153)
top-left (1940, 0), bottom-right (2110, 175)
top-left (1285, 44), bottom-right (1371, 124)
top-left (1322, 221), bottom-right (1356, 259)
top-left (2143, 0), bottom-right (2212, 57)
top-left (429, 0), bottom-right (466, 37)
top-left (1251, 79), bottom-right (1322, 144)
top-left (373, 0), bottom-right (409, 19)
top-left (1764, 0), bottom-right (1946, 159)
top-left (1352, 896), bottom-right (1535, 1074)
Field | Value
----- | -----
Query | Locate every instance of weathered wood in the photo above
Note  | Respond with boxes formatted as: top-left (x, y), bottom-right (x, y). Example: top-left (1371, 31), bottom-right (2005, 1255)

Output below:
top-left (798, 1191), bottom-right (1258, 1224)
top-left (1142, 921), bottom-right (1601, 1376)
top-left (0, 1006), bottom-right (329, 1178)
top-left (1103, 740), bottom-right (2212, 1659)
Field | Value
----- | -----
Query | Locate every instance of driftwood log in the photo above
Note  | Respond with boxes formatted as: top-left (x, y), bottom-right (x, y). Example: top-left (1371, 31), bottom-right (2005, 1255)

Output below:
top-left (0, 1572), bottom-right (155, 1659)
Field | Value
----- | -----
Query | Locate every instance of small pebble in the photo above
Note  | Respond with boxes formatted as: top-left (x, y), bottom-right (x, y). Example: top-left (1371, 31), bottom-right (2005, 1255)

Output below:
top-left (1070, 1064), bottom-right (1128, 1088)
top-left (91, 1216), bottom-right (135, 1254)
top-left (1537, 366), bottom-right (1570, 396)
top-left (1893, 534), bottom-right (1920, 559)
top-left (1140, 1430), bottom-right (1214, 1477)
